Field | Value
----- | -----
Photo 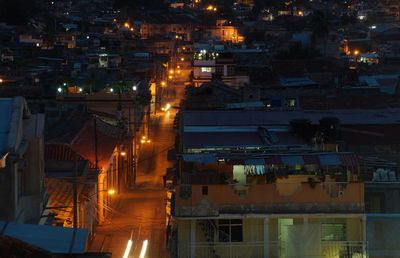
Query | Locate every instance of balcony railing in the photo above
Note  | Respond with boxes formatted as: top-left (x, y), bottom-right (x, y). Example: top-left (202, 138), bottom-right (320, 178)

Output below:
top-left (174, 182), bottom-right (364, 217)
top-left (182, 241), bottom-right (367, 258)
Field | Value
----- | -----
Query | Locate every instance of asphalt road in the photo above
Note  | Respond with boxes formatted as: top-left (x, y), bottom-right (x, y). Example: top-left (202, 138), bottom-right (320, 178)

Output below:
top-left (89, 84), bottom-right (181, 258)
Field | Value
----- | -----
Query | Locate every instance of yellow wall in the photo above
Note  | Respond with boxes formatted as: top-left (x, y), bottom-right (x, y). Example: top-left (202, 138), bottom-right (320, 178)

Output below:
top-left (176, 216), bottom-right (364, 258)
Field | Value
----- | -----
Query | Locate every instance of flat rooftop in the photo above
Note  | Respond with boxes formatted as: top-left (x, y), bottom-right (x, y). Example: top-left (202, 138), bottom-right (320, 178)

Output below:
top-left (183, 109), bottom-right (400, 127)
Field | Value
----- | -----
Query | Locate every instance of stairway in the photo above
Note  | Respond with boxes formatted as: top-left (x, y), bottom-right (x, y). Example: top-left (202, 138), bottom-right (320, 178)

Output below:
top-left (199, 220), bottom-right (220, 258)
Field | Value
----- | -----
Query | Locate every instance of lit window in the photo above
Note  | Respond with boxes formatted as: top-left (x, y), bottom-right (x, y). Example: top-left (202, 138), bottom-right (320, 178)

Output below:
top-left (201, 67), bottom-right (212, 72)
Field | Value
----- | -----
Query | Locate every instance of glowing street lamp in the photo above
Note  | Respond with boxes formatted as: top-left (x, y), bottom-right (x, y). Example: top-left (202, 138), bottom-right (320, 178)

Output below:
top-left (161, 81), bottom-right (166, 87)
top-left (120, 151), bottom-right (127, 156)
top-left (0, 78), bottom-right (3, 84)
top-left (107, 189), bottom-right (116, 195)
top-left (57, 87), bottom-right (62, 93)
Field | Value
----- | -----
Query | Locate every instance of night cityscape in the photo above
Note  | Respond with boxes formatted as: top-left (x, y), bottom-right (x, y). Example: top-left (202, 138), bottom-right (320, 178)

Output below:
top-left (0, 0), bottom-right (399, 257)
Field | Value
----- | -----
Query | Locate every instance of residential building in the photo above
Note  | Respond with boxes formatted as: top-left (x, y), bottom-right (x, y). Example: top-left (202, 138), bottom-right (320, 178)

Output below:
top-left (0, 97), bottom-right (47, 223)
top-left (45, 111), bottom-right (127, 224)
top-left (193, 51), bottom-right (249, 88)
top-left (169, 109), bottom-right (367, 258)
top-left (44, 144), bottom-right (97, 238)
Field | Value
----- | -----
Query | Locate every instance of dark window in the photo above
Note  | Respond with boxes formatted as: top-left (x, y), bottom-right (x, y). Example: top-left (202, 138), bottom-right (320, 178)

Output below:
top-left (227, 65), bottom-right (235, 76)
top-left (365, 192), bottom-right (384, 213)
top-left (215, 66), bottom-right (223, 75)
top-left (202, 186), bottom-right (208, 195)
top-left (218, 219), bottom-right (243, 242)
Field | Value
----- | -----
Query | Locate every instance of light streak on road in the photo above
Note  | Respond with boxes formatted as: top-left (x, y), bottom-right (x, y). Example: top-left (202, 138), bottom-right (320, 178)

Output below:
top-left (138, 240), bottom-right (148, 258)
top-left (122, 239), bottom-right (133, 258)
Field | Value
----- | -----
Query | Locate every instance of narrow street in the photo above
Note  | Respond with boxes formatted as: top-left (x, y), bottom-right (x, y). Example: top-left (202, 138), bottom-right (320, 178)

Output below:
top-left (89, 83), bottom-right (182, 258)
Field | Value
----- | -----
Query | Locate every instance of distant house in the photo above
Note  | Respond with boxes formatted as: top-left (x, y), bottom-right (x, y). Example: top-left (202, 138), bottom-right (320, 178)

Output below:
top-left (358, 74), bottom-right (399, 95)
top-left (193, 51), bottom-right (249, 88)
top-left (0, 97), bottom-right (47, 223)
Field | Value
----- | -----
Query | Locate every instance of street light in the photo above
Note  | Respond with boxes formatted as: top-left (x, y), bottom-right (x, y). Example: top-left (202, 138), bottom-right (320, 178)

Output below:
top-left (107, 189), bottom-right (116, 195)
top-left (141, 135), bottom-right (151, 144)
top-left (85, 188), bottom-right (116, 199)
top-left (132, 85), bottom-right (137, 91)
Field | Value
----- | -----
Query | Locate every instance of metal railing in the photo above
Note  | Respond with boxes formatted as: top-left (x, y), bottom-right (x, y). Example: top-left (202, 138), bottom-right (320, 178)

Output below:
top-left (183, 241), bottom-right (367, 258)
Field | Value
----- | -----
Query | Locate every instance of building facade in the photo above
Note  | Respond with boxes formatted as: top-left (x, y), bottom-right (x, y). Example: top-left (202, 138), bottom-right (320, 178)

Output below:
top-left (0, 97), bottom-right (47, 223)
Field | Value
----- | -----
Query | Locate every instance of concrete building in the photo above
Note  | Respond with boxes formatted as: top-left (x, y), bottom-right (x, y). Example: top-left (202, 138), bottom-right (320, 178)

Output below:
top-left (193, 51), bottom-right (249, 88)
top-left (169, 109), bottom-right (368, 258)
top-left (0, 97), bottom-right (47, 223)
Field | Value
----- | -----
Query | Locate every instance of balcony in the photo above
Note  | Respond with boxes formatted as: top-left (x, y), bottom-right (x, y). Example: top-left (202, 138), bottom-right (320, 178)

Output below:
top-left (174, 182), bottom-right (364, 217)
top-left (183, 241), bottom-right (367, 258)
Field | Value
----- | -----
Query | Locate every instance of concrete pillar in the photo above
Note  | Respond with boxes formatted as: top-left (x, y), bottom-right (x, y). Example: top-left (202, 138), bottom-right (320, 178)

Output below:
top-left (362, 215), bottom-right (367, 256)
top-left (264, 217), bottom-right (269, 258)
top-left (190, 219), bottom-right (196, 258)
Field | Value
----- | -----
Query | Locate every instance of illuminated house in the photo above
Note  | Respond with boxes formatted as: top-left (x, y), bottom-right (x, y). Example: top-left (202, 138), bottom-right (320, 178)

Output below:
top-left (169, 110), bottom-right (368, 258)
top-left (192, 51), bottom-right (249, 88)
top-left (208, 20), bottom-right (244, 43)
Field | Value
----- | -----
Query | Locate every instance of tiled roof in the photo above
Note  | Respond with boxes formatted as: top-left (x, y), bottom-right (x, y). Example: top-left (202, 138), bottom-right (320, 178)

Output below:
top-left (45, 143), bottom-right (94, 168)
top-left (71, 120), bottom-right (121, 170)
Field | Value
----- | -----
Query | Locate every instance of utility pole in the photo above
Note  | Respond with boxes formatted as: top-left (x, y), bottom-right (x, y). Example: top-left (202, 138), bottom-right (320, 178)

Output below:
top-left (93, 116), bottom-right (101, 223)
top-left (73, 152), bottom-right (78, 228)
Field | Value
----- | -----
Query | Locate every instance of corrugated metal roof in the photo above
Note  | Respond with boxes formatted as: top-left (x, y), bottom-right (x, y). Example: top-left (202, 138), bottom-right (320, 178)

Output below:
top-left (0, 221), bottom-right (88, 253)
top-left (281, 155), bottom-right (304, 165)
top-left (183, 109), bottom-right (400, 127)
top-left (182, 153), bottom-right (358, 167)
top-left (183, 132), bottom-right (264, 148)
top-left (0, 98), bottom-right (13, 155)
top-left (245, 159), bottom-right (265, 165)
top-left (319, 154), bottom-right (341, 166)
